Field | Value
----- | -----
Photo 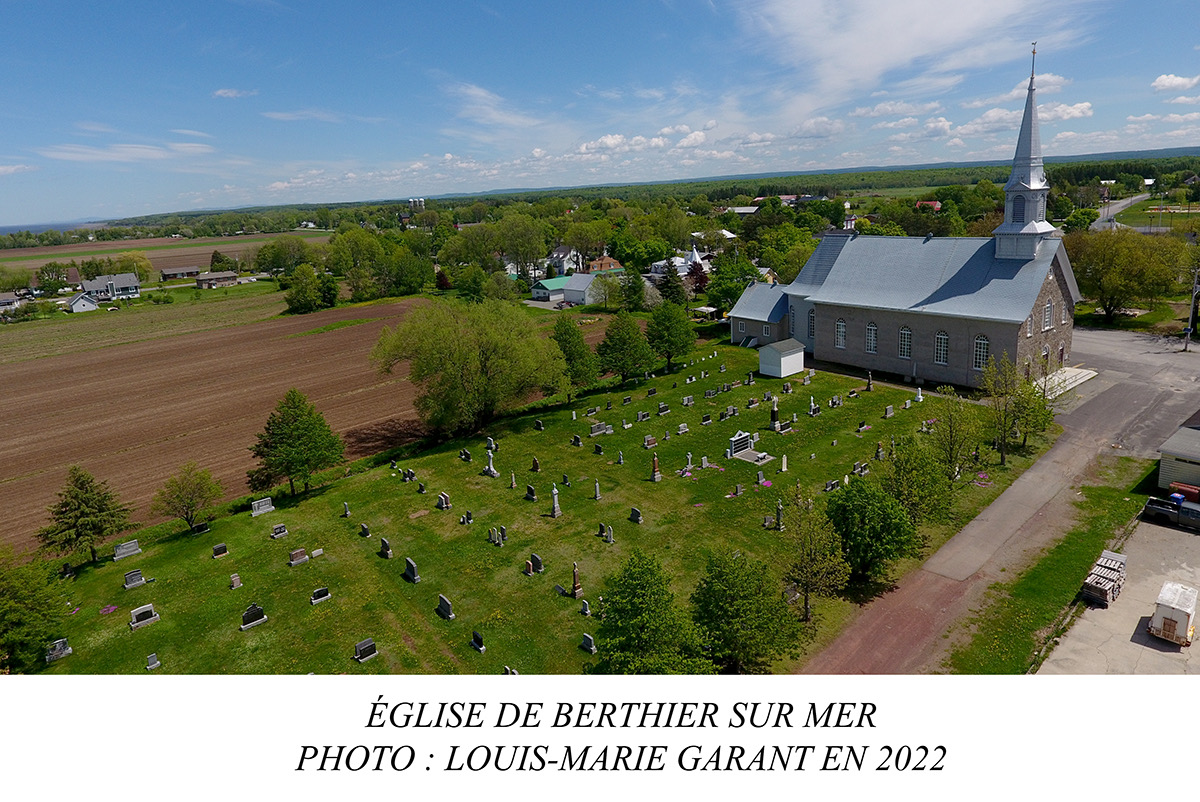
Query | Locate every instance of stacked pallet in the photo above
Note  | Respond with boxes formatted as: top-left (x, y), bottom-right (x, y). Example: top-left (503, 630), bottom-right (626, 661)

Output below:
top-left (1081, 549), bottom-right (1127, 607)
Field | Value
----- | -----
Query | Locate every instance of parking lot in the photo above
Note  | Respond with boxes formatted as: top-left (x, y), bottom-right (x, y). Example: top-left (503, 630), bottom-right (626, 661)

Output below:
top-left (1040, 517), bottom-right (1200, 674)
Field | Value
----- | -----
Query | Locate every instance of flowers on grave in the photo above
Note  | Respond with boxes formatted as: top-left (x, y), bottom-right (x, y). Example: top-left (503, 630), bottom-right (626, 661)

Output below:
top-left (100, 605), bottom-right (117, 614)
top-left (69, 607), bottom-right (80, 615)
top-left (693, 503), bottom-right (704, 507)
top-left (762, 481), bottom-right (772, 487)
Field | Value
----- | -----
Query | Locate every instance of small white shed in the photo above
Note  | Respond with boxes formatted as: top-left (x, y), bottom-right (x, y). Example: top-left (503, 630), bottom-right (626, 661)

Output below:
top-left (758, 338), bottom-right (806, 378)
top-left (1148, 581), bottom-right (1196, 647)
top-left (1158, 423), bottom-right (1200, 490)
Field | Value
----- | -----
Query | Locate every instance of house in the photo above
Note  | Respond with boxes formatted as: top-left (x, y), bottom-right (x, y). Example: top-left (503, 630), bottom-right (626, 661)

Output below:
top-left (67, 292), bottom-right (99, 313)
top-left (29, 265), bottom-right (81, 292)
top-left (0, 292), bottom-right (23, 313)
top-left (728, 281), bottom-right (789, 348)
top-left (81, 273), bottom-right (140, 301)
top-left (1158, 408), bottom-right (1200, 490)
top-left (531, 275), bottom-right (571, 302)
top-left (562, 268), bottom-right (625, 305)
top-left (196, 271), bottom-right (239, 289)
top-left (649, 256), bottom-right (690, 276)
top-left (546, 245), bottom-right (581, 274)
top-left (916, 200), bottom-right (943, 212)
top-left (161, 266), bottom-right (201, 282)
top-left (731, 61), bottom-right (1080, 389)
top-left (588, 255), bottom-right (622, 273)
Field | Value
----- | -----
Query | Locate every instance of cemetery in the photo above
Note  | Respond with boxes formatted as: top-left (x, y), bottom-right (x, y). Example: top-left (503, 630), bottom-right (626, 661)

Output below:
top-left (39, 342), bottom-right (1032, 675)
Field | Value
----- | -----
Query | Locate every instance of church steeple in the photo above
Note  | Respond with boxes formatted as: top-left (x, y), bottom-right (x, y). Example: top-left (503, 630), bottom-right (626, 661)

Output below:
top-left (993, 44), bottom-right (1058, 260)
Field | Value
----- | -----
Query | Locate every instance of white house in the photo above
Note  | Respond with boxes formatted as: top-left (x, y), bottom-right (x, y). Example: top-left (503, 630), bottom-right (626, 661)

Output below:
top-left (82, 272), bottom-right (140, 301)
top-left (68, 292), bottom-right (100, 313)
top-left (1158, 408), bottom-right (1200, 490)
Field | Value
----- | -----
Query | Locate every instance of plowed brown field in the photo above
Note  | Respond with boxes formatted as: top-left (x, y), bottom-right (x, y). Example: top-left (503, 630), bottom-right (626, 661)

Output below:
top-left (0, 300), bottom-right (421, 552)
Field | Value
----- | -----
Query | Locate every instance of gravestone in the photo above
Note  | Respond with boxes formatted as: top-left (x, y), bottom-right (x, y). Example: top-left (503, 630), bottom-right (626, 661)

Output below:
top-left (500, 525), bottom-right (507, 541)
top-left (581, 599), bottom-right (591, 617)
top-left (531, 553), bottom-right (544, 573)
top-left (390, 460), bottom-right (397, 469)
top-left (729, 430), bottom-right (753, 457)
top-left (606, 401), bottom-right (613, 410)
top-left (622, 418), bottom-right (632, 429)
top-left (437, 594), bottom-right (456, 620)
top-left (230, 573), bottom-right (242, 589)
top-left (534, 419), bottom-right (544, 431)
top-left (803, 376), bottom-right (811, 385)
top-left (436, 492), bottom-right (452, 510)
top-left (461, 448), bottom-right (472, 463)
top-left (129, 603), bottom-right (160, 631)
top-left (780, 420), bottom-right (793, 433)
top-left (482, 450), bottom-right (500, 478)
top-left (524, 559), bottom-right (534, 576)
top-left (525, 484), bottom-right (538, 502)
top-left (916, 387), bottom-right (924, 402)
top-left (191, 522), bottom-right (210, 534)
top-left (360, 523), bottom-right (371, 538)
top-left (572, 562), bottom-right (583, 599)
top-left (903, 399), bottom-right (911, 410)
top-left (651, 452), bottom-right (662, 482)
top-left (637, 411), bottom-right (650, 422)
top-left (623, 396), bottom-right (632, 405)
top-left (562, 474), bottom-right (570, 487)
top-left (701, 456), bottom-right (709, 468)
top-left (113, 540), bottom-right (141, 561)
top-left (572, 411), bottom-right (576, 420)
top-left (780, 454), bottom-right (788, 472)
top-left (617, 450), bottom-right (624, 465)
top-left (146, 653), bottom-right (161, 671)
top-left (720, 363), bottom-right (726, 372)
top-left (343, 502), bottom-right (350, 518)
top-left (311, 587), bottom-right (332, 605)
top-left (867, 371), bottom-right (874, 391)
top-left (629, 507), bottom-right (643, 524)
top-left (354, 638), bottom-right (377, 663)
top-left (531, 457), bottom-right (540, 472)
top-left (250, 498), bottom-right (274, 517)
top-left (757, 470), bottom-right (766, 485)
top-left (572, 435), bottom-right (582, 447)
top-left (239, 603), bottom-right (267, 630)
top-left (45, 638), bottom-right (72, 663)
top-left (418, 483), bottom-right (426, 494)
top-left (776, 498), bottom-right (784, 531)
top-left (598, 523), bottom-right (607, 537)
top-left (589, 422), bottom-right (606, 437)
top-left (288, 548), bottom-right (309, 566)
top-left (510, 471), bottom-right (516, 489)
top-left (594, 479), bottom-right (602, 501)
top-left (605, 525), bottom-right (614, 544)
top-left (404, 557), bottom-right (421, 583)
top-left (580, 633), bottom-right (597, 655)
top-left (677, 423), bottom-right (689, 435)
top-left (733, 484), bottom-right (744, 497)
top-left (212, 543), bottom-right (228, 559)
top-left (378, 537), bottom-right (393, 559)
top-left (657, 402), bottom-right (670, 416)
top-left (647, 388), bottom-right (657, 397)
top-left (702, 414), bottom-right (712, 425)
top-left (550, 484), bottom-right (562, 518)
top-left (486, 436), bottom-right (495, 451)
top-left (594, 443), bottom-right (604, 455)
top-left (471, 631), bottom-right (486, 654)
top-left (884, 405), bottom-right (894, 418)
top-left (123, 569), bottom-right (146, 590)
top-left (271, 523), bottom-right (288, 540)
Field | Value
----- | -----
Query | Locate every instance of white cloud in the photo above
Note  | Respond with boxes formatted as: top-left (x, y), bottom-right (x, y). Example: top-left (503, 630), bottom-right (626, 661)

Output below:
top-left (75, 121), bottom-right (117, 134)
top-left (792, 116), bottom-right (845, 138)
top-left (954, 107), bottom-right (1022, 137)
top-left (448, 83), bottom-right (541, 128)
top-left (262, 109), bottom-right (343, 122)
top-left (212, 88), bottom-right (258, 98)
top-left (169, 129), bottom-right (213, 138)
top-left (0, 164), bottom-right (36, 176)
top-left (1167, 95), bottom-right (1200, 105)
top-left (871, 116), bottom-right (918, 130)
top-left (703, 119), bottom-right (718, 130)
top-left (36, 144), bottom-right (176, 162)
top-left (1038, 101), bottom-right (1093, 121)
top-left (1126, 111), bottom-right (1200, 124)
top-left (658, 124), bottom-right (691, 135)
top-left (1152, 73), bottom-right (1200, 92)
top-left (577, 134), bottom-right (668, 154)
top-left (962, 73), bottom-right (1070, 107)
top-left (168, 143), bottom-right (216, 155)
top-left (676, 131), bottom-right (707, 148)
top-left (850, 101), bottom-right (942, 118)
top-left (531, 148), bottom-right (547, 158)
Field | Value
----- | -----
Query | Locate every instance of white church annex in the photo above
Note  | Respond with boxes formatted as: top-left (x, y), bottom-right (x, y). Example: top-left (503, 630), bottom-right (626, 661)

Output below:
top-left (729, 53), bottom-right (1081, 388)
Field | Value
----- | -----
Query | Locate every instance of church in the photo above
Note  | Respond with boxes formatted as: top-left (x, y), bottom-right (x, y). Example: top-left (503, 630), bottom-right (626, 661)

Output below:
top-left (729, 59), bottom-right (1081, 388)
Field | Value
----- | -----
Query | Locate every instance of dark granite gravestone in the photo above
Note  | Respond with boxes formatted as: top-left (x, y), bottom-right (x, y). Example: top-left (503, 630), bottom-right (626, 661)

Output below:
top-left (129, 603), bottom-right (160, 631)
top-left (311, 587), bottom-right (332, 605)
top-left (629, 507), bottom-right (643, 524)
top-left (354, 638), bottom-right (377, 663)
top-left (525, 484), bottom-right (538, 502)
top-left (437, 594), bottom-right (456, 620)
top-left (240, 603), bottom-right (267, 631)
top-left (123, 569), bottom-right (146, 590)
top-left (212, 543), bottom-right (228, 559)
top-left (379, 537), bottom-right (393, 559)
top-left (471, 631), bottom-right (486, 654)
top-left (531, 553), bottom-right (544, 573)
top-left (271, 524), bottom-right (288, 540)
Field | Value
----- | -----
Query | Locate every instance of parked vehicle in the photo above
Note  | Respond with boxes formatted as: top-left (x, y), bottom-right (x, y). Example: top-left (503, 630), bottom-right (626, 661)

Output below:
top-left (1142, 495), bottom-right (1200, 531)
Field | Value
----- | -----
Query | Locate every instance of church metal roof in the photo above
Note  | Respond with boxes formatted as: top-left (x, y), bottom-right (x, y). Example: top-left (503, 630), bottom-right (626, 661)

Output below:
top-left (728, 281), bottom-right (788, 323)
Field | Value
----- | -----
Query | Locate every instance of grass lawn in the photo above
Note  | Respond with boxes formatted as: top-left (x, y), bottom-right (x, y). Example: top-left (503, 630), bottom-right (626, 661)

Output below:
top-left (944, 456), bottom-right (1152, 674)
top-left (1073, 300), bottom-right (1191, 336)
top-left (0, 281), bottom-right (285, 363)
top-left (0, 231), bottom-right (330, 265)
top-left (1114, 199), bottom-right (1200, 230)
top-left (38, 338), bottom-right (1049, 675)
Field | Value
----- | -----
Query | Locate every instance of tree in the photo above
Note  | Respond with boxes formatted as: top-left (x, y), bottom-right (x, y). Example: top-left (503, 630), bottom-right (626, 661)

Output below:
top-left (784, 489), bottom-right (850, 622)
top-left (691, 550), bottom-right (806, 674)
top-left (645, 302), bottom-right (696, 371)
top-left (482, 272), bottom-right (519, 301)
top-left (284, 263), bottom-right (325, 314)
top-left (657, 267), bottom-right (688, 306)
top-left (620, 270), bottom-right (646, 311)
top-left (498, 213), bottom-right (548, 281)
top-left (1013, 376), bottom-right (1055, 448)
top-left (1061, 208), bottom-right (1099, 233)
top-left (591, 273), bottom-right (622, 311)
top-left (372, 299), bottom-right (566, 436)
top-left (686, 261), bottom-right (709, 296)
top-left (705, 253), bottom-right (758, 312)
top-left (929, 386), bottom-right (982, 484)
top-left (1065, 228), bottom-right (1187, 322)
top-left (456, 264), bottom-right (487, 303)
top-left (113, 251), bottom-right (153, 284)
top-left (590, 550), bottom-right (714, 675)
top-left (0, 549), bottom-right (64, 674)
top-left (249, 389), bottom-right (345, 495)
top-left (37, 466), bottom-right (134, 564)
top-left (551, 314), bottom-right (599, 400)
top-left (879, 436), bottom-right (950, 525)
top-left (35, 262), bottom-right (70, 296)
top-left (151, 462), bottom-right (224, 529)
top-left (826, 477), bottom-right (919, 581)
top-left (980, 352), bottom-right (1022, 466)
top-left (596, 310), bottom-right (655, 382)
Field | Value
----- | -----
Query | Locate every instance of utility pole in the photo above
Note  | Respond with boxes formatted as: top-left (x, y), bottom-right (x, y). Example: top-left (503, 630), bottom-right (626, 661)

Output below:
top-left (1186, 266), bottom-right (1199, 353)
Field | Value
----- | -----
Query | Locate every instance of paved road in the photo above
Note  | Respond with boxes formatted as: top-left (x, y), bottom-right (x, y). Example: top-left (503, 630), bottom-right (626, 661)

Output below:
top-left (801, 328), bottom-right (1200, 674)
top-left (1091, 193), bottom-right (1149, 230)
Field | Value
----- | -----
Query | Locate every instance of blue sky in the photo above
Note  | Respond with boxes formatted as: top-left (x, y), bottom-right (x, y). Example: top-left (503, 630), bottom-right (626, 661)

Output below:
top-left (0, 0), bottom-right (1197, 226)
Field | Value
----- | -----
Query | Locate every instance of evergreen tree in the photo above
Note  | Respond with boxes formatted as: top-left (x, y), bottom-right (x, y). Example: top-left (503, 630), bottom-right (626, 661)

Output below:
top-left (657, 267), bottom-right (688, 306)
top-left (551, 314), bottom-right (599, 401)
top-left (0, 549), bottom-right (65, 674)
top-left (645, 302), bottom-right (696, 371)
top-left (620, 270), bottom-right (645, 312)
top-left (590, 550), bottom-right (714, 675)
top-left (691, 550), bottom-right (807, 674)
top-left (37, 466), bottom-right (135, 564)
top-left (596, 310), bottom-right (656, 382)
top-left (249, 389), bottom-right (345, 495)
